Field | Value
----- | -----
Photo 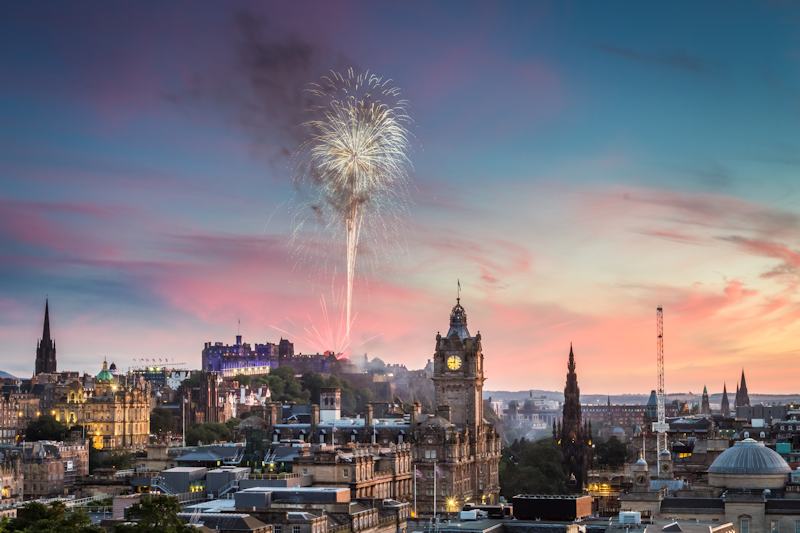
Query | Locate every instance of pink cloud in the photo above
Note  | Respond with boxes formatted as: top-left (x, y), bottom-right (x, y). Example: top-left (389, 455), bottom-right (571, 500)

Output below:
top-left (0, 199), bottom-right (124, 259)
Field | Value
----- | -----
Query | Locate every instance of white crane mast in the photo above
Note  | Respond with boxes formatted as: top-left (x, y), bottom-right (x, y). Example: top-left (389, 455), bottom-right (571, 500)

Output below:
top-left (652, 306), bottom-right (669, 472)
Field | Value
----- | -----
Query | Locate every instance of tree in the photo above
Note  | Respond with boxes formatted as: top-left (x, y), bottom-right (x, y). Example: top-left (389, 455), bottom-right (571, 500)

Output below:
top-left (185, 422), bottom-right (231, 446)
top-left (500, 438), bottom-right (568, 497)
top-left (266, 366), bottom-right (309, 403)
top-left (24, 414), bottom-right (67, 442)
top-left (4, 501), bottom-right (102, 532)
top-left (89, 448), bottom-right (135, 473)
top-left (150, 407), bottom-right (176, 435)
top-left (594, 436), bottom-right (629, 468)
top-left (114, 495), bottom-right (194, 533)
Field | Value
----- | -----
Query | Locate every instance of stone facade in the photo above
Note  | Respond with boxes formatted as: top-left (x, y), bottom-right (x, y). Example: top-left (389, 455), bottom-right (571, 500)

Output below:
top-left (0, 448), bottom-right (23, 516)
top-left (412, 298), bottom-right (502, 515)
top-left (21, 440), bottom-right (89, 499)
top-left (51, 360), bottom-right (151, 450)
top-left (293, 444), bottom-right (412, 500)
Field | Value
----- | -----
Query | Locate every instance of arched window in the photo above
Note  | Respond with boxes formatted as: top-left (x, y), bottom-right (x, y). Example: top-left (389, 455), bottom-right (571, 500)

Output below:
top-left (740, 515), bottom-right (751, 533)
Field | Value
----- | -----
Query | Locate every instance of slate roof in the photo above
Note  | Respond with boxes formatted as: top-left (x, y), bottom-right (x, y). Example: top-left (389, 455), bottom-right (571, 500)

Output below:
top-left (708, 438), bottom-right (790, 475)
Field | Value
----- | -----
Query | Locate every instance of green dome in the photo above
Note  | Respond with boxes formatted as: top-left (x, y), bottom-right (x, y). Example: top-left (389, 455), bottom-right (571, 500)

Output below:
top-left (96, 360), bottom-right (114, 382)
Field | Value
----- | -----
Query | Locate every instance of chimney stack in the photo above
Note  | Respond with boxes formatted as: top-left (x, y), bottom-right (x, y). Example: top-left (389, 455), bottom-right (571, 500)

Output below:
top-left (365, 404), bottom-right (374, 427)
top-left (411, 402), bottom-right (422, 425)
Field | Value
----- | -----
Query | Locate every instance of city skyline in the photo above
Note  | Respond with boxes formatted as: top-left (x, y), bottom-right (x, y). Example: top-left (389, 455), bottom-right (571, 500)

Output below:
top-left (3, 2), bottom-right (800, 393)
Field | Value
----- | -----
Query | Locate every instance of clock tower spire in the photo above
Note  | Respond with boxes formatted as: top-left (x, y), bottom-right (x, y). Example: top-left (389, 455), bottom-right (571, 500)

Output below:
top-left (432, 295), bottom-right (484, 429)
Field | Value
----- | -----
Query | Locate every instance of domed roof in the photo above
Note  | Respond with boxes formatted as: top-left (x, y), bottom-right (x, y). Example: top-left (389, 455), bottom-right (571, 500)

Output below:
top-left (96, 359), bottom-right (114, 382)
top-left (635, 456), bottom-right (648, 467)
top-left (709, 438), bottom-right (790, 476)
top-left (447, 298), bottom-right (470, 340)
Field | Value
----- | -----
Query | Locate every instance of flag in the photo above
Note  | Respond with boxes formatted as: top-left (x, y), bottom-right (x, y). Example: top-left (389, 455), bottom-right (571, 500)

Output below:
top-left (415, 467), bottom-right (423, 479)
top-left (435, 464), bottom-right (444, 478)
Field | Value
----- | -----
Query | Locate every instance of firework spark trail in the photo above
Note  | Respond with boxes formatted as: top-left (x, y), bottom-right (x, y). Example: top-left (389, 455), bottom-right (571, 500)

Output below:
top-left (295, 68), bottom-right (412, 342)
top-left (270, 291), bottom-right (382, 356)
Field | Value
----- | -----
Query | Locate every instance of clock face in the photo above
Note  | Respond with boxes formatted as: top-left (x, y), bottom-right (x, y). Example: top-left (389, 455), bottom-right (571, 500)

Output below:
top-left (447, 355), bottom-right (462, 370)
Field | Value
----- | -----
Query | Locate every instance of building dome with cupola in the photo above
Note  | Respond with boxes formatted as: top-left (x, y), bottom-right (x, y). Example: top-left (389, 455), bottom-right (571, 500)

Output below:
top-left (708, 438), bottom-right (790, 489)
top-left (95, 359), bottom-right (114, 383)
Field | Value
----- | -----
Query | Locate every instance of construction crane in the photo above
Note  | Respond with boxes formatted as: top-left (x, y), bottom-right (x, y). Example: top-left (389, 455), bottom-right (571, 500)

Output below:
top-left (652, 306), bottom-right (669, 473)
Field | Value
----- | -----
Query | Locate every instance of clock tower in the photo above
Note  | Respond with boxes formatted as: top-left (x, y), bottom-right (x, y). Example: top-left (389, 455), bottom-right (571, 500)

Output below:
top-left (412, 295), bottom-right (501, 516)
top-left (432, 297), bottom-right (484, 429)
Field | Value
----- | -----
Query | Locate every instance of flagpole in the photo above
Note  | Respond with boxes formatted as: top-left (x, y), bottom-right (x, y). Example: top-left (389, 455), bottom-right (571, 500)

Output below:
top-left (433, 460), bottom-right (437, 525)
top-left (413, 464), bottom-right (417, 519)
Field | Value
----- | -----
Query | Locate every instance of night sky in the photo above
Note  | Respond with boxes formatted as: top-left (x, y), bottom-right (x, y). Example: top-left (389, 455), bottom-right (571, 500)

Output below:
top-left (3, 2), bottom-right (800, 393)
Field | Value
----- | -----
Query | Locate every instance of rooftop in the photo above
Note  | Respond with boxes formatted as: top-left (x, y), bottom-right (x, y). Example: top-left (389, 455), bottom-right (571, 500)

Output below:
top-left (708, 438), bottom-right (791, 476)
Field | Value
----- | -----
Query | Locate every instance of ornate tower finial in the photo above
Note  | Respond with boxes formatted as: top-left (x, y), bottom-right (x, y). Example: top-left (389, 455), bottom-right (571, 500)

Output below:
top-left (568, 343), bottom-right (576, 373)
top-left (560, 343), bottom-right (590, 491)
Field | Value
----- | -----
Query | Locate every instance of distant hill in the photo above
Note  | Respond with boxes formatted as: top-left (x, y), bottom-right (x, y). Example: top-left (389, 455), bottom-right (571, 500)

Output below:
top-left (485, 390), bottom-right (800, 405)
top-left (0, 371), bottom-right (17, 380)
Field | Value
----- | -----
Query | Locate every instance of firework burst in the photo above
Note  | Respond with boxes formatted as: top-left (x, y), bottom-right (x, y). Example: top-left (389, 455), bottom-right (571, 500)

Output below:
top-left (293, 68), bottom-right (412, 342)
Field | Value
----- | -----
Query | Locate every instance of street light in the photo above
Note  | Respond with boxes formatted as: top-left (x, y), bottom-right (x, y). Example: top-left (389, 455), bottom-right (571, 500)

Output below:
top-left (182, 396), bottom-right (188, 447)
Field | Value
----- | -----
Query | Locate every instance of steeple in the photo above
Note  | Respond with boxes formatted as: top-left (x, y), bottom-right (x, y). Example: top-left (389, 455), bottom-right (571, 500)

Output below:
top-left (557, 344), bottom-right (590, 492)
top-left (737, 369), bottom-right (750, 408)
top-left (35, 299), bottom-right (57, 374)
top-left (700, 385), bottom-right (711, 415)
top-left (568, 343), bottom-right (576, 373)
top-left (42, 299), bottom-right (51, 342)
top-left (721, 382), bottom-right (731, 417)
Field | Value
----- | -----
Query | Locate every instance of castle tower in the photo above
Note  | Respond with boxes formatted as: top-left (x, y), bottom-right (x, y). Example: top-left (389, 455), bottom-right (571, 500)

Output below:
top-left (720, 383), bottom-right (730, 417)
top-left (556, 344), bottom-right (591, 492)
top-left (700, 385), bottom-right (711, 415)
top-left (35, 299), bottom-right (57, 375)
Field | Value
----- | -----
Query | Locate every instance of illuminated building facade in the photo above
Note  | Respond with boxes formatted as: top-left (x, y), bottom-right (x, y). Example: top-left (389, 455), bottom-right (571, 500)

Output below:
top-left (52, 360), bottom-right (151, 450)
top-left (0, 448), bottom-right (22, 515)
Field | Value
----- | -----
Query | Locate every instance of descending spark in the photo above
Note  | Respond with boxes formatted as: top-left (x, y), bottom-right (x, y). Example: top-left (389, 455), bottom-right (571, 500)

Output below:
top-left (294, 68), bottom-right (412, 341)
top-left (270, 291), bottom-right (382, 357)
